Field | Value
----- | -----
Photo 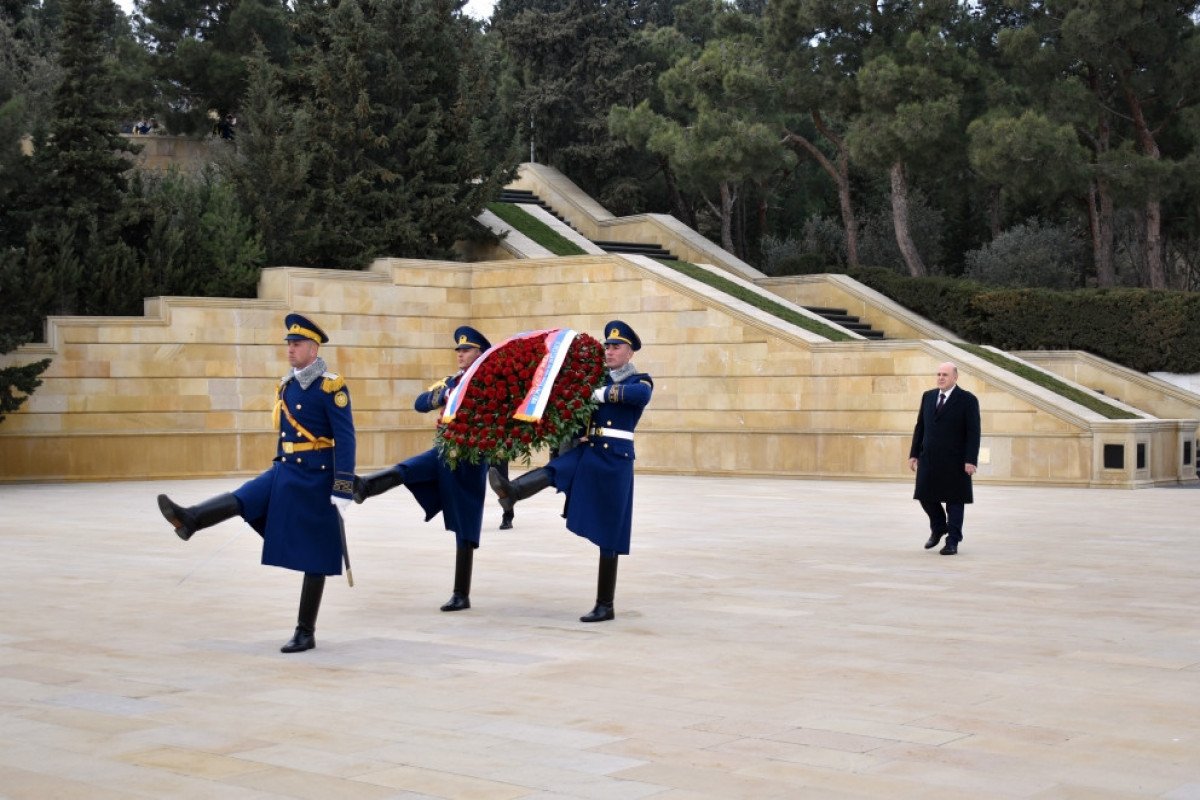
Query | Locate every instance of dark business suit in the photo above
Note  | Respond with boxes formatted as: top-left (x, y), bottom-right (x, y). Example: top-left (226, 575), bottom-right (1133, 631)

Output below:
top-left (909, 386), bottom-right (981, 544)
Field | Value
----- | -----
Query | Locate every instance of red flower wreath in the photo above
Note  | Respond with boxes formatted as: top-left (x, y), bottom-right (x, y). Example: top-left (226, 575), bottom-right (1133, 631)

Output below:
top-left (434, 331), bottom-right (606, 469)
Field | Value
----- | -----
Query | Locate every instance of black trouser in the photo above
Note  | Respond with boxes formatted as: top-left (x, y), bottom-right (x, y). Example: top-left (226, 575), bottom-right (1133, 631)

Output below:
top-left (919, 500), bottom-right (964, 543)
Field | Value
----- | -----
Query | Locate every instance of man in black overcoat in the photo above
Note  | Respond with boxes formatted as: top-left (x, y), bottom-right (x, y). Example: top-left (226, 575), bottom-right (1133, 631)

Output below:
top-left (908, 361), bottom-right (981, 555)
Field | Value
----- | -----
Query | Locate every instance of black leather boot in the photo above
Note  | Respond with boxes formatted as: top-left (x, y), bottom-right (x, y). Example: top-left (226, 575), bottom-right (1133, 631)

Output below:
top-left (488, 466), bottom-right (552, 519)
top-left (440, 543), bottom-right (474, 611)
top-left (281, 573), bottom-right (325, 653)
top-left (157, 493), bottom-right (240, 542)
top-left (353, 466), bottom-right (404, 504)
top-left (580, 553), bottom-right (618, 623)
top-left (492, 463), bottom-right (515, 529)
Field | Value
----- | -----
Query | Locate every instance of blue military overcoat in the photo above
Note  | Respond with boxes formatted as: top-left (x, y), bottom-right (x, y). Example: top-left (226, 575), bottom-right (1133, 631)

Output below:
top-left (234, 372), bottom-right (356, 574)
top-left (396, 372), bottom-right (488, 546)
top-left (547, 370), bottom-right (653, 554)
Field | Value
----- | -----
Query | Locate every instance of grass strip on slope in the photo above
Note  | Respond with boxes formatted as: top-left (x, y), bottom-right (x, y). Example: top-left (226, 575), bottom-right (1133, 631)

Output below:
top-left (658, 260), bottom-right (853, 341)
top-left (486, 202), bottom-right (586, 256)
top-left (954, 342), bottom-right (1139, 420)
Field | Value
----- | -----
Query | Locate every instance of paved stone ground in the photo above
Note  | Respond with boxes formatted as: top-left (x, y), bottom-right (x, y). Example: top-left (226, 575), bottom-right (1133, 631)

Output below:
top-left (1, 475), bottom-right (1198, 799)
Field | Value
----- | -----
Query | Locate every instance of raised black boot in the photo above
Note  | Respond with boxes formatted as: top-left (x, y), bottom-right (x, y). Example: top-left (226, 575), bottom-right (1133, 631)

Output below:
top-left (157, 493), bottom-right (240, 542)
top-left (488, 466), bottom-right (552, 520)
top-left (353, 466), bottom-right (404, 504)
top-left (580, 553), bottom-right (618, 623)
top-left (440, 543), bottom-right (474, 611)
top-left (281, 573), bottom-right (325, 653)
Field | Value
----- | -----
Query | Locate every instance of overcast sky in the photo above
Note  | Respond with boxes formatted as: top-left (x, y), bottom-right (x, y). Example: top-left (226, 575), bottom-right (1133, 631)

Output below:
top-left (115, 0), bottom-right (497, 22)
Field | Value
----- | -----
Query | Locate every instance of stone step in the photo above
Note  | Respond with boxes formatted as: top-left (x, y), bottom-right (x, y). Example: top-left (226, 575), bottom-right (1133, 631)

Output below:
top-left (593, 240), bottom-right (676, 260)
top-left (803, 306), bottom-right (887, 340)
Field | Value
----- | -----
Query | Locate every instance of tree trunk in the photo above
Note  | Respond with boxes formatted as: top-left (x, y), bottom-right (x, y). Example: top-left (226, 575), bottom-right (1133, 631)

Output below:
top-left (1124, 87), bottom-right (1166, 288)
top-left (659, 156), bottom-right (696, 230)
top-left (719, 181), bottom-right (735, 255)
top-left (889, 161), bottom-right (926, 277)
top-left (836, 158), bottom-right (860, 269)
top-left (988, 185), bottom-right (1002, 239)
top-left (785, 112), bottom-right (860, 268)
top-left (1085, 180), bottom-right (1116, 287)
top-left (1143, 198), bottom-right (1165, 288)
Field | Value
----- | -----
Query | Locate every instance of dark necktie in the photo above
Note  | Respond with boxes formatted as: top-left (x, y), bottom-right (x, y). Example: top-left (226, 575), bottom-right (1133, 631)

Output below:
top-left (936, 393), bottom-right (946, 413)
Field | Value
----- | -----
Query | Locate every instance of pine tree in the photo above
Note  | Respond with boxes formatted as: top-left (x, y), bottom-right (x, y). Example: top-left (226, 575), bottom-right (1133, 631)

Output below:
top-left (134, 0), bottom-right (292, 133)
top-left (259, 0), bottom-right (512, 268)
top-left (24, 0), bottom-right (138, 317)
top-left (495, 0), bottom-right (657, 210)
top-left (0, 249), bottom-right (51, 426)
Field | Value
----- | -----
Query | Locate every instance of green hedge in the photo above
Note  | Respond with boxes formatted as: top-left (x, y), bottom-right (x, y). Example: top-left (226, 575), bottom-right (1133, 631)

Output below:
top-left (848, 268), bottom-right (1200, 374)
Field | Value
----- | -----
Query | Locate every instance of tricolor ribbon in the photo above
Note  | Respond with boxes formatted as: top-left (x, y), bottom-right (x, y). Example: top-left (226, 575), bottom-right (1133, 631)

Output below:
top-left (441, 328), bottom-right (578, 424)
top-left (513, 328), bottom-right (577, 421)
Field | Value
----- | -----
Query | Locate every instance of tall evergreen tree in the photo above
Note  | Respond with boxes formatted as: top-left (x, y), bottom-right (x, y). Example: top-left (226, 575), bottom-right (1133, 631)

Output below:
top-left (611, 5), bottom-right (789, 256)
top-left (765, 0), bottom-right (872, 269)
top-left (1050, 0), bottom-right (1200, 289)
top-left (496, 0), bottom-right (657, 210)
top-left (20, 0), bottom-right (137, 319)
top-left (236, 0), bottom-right (512, 268)
top-left (134, 0), bottom-right (292, 133)
top-left (217, 45), bottom-right (317, 265)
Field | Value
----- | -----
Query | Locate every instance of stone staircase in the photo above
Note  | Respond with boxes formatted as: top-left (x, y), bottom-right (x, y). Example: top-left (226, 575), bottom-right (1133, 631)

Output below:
top-left (802, 306), bottom-right (887, 340)
top-left (592, 240), bottom-right (677, 260)
top-left (496, 188), bottom-right (678, 261)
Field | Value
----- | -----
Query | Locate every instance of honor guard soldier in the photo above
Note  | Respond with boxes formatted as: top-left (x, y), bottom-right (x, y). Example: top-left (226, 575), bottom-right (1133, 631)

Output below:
top-left (156, 314), bottom-right (356, 653)
top-left (352, 325), bottom-right (501, 612)
top-left (488, 320), bottom-right (653, 622)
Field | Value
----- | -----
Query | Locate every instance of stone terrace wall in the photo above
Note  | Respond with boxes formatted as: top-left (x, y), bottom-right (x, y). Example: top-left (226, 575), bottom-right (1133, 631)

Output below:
top-left (6, 254), bottom-right (1191, 486)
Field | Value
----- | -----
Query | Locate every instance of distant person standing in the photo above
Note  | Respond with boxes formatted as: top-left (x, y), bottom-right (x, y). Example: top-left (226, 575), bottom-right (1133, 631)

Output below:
top-left (908, 361), bottom-right (980, 555)
top-left (217, 114), bottom-right (235, 140)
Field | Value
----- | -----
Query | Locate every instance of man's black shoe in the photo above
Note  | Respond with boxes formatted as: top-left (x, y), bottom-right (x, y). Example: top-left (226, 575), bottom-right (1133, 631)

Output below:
top-left (939, 542), bottom-right (958, 555)
top-left (440, 593), bottom-right (470, 612)
top-left (924, 531), bottom-right (946, 549)
top-left (580, 604), bottom-right (614, 623)
top-left (281, 628), bottom-right (315, 653)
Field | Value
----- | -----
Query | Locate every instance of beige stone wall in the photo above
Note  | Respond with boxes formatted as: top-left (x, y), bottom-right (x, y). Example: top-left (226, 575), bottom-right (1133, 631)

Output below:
top-left (3, 255), bottom-right (1194, 487)
top-left (121, 134), bottom-right (217, 173)
top-left (1015, 350), bottom-right (1200, 422)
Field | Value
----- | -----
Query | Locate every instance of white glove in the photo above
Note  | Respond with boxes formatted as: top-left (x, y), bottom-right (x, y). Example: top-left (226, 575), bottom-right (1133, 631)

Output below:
top-left (331, 495), bottom-right (352, 513)
top-left (592, 387), bottom-right (607, 403)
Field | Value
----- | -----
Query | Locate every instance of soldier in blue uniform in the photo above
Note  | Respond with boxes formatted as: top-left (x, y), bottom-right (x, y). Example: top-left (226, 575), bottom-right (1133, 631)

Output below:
top-left (352, 325), bottom-right (501, 612)
top-left (156, 314), bottom-right (356, 653)
top-left (488, 320), bottom-right (653, 623)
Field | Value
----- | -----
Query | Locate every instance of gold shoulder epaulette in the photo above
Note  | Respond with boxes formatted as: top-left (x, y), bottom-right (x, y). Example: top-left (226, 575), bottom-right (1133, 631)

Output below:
top-left (321, 373), bottom-right (345, 393)
top-left (427, 377), bottom-right (449, 392)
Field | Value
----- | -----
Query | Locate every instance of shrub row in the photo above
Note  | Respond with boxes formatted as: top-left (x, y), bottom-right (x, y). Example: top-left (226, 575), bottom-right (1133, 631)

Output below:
top-left (846, 269), bottom-right (1200, 374)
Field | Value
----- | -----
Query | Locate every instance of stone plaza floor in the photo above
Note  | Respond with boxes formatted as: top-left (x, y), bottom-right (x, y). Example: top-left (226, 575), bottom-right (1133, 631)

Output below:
top-left (1, 474), bottom-right (1198, 799)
